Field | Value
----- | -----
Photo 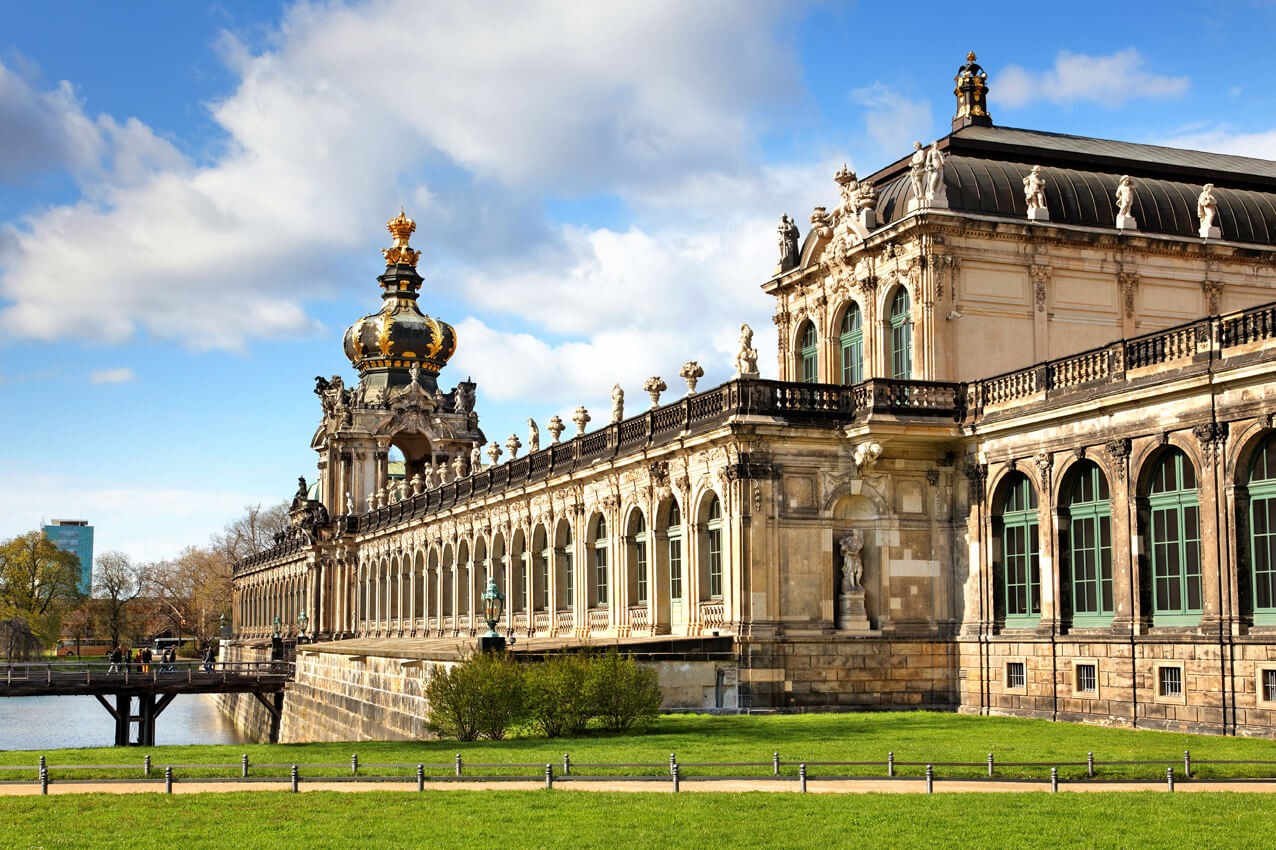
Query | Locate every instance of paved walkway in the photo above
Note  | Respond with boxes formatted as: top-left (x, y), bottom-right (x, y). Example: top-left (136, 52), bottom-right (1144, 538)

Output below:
top-left (5, 777), bottom-right (1276, 795)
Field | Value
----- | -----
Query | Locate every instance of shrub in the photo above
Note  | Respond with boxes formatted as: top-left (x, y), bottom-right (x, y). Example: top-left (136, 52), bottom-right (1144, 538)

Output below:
top-left (425, 651), bottom-right (525, 741)
top-left (585, 648), bottom-right (663, 733)
top-left (523, 652), bottom-right (593, 738)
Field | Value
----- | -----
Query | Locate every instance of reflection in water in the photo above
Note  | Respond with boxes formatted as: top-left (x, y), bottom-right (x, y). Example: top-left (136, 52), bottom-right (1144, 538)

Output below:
top-left (0, 694), bottom-right (257, 751)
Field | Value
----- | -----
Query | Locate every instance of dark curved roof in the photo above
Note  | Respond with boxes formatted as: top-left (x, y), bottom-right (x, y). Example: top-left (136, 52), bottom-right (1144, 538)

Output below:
top-left (872, 155), bottom-right (1276, 245)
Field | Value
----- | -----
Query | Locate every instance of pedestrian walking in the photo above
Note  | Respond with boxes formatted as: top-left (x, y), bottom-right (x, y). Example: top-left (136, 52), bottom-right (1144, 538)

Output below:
top-left (202, 646), bottom-right (216, 673)
top-left (107, 646), bottom-right (122, 675)
top-left (140, 646), bottom-right (152, 673)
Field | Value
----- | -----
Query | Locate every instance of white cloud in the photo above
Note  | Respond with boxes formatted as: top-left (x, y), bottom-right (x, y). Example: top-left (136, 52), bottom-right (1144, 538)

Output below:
top-left (998, 49), bottom-right (1188, 109)
top-left (89, 367), bottom-right (135, 384)
top-left (1157, 128), bottom-right (1276, 161)
top-left (850, 84), bottom-right (934, 158)
top-left (0, 63), bottom-right (102, 181)
top-left (0, 0), bottom-right (803, 353)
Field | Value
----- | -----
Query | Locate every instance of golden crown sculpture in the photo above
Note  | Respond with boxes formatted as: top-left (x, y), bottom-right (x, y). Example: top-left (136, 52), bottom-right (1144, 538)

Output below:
top-left (381, 209), bottom-right (421, 267)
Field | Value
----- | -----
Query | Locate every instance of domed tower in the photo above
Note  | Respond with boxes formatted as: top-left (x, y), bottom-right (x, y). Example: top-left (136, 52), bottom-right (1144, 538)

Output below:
top-left (310, 212), bottom-right (484, 517)
top-left (343, 211), bottom-right (459, 395)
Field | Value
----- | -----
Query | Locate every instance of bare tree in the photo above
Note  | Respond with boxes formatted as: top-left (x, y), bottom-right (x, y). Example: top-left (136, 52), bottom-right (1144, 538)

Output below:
top-left (92, 551), bottom-right (146, 648)
top-left (146, 546), bottom-right (234, 650)
top-left (210, 502), bottom-right (290, 560)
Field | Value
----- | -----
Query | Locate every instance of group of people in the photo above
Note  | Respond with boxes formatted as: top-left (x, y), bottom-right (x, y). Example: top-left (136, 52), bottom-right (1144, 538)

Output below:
top-left (105, 644), bottom-right (219, 674)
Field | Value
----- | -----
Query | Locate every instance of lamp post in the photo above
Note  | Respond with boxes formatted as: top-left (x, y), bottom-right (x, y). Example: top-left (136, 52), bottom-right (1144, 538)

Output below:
top-left (297, 611), bottom-right (309, 643)
top-left (272, 615), bottom-right (282, 639)
top-left (478, 577), bottom-right (506, 653)
top-left (218, 613), bottom-right (227, 639)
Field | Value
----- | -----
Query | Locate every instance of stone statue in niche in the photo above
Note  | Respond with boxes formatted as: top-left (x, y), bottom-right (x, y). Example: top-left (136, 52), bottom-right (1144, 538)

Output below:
top-left (735, 324), bottom-right (761, 379)
top-left (1115, 175), bottom-right (1138, 230)
top-left (924, 142), bottom-right (948, 207)
top-left (777, 214), bottom-right (800, 272)
top-left (610, 384), bottom-right (625, 424)
top-left (527, 419), bottom-right (540, 453)
top-left (1024, 165), bottom-right (1049, 221)
top-left (345, 491), bottom-right (355, 515)
top-left (839, 529), bottom-right (865, 591)
top-left (1198, 183), bottom-right (1220, 238)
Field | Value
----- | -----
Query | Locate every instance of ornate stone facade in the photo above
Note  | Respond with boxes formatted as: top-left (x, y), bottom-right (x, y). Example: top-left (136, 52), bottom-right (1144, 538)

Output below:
top-left (233, 57), bottom-right (1276, 735)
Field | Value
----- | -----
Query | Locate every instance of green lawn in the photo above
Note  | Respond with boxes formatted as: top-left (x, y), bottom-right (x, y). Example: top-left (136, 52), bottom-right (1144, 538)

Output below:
top-left (3, 712), bottom-right (1276, 782)
top-left (3, 790), bottom-right (1276, 850)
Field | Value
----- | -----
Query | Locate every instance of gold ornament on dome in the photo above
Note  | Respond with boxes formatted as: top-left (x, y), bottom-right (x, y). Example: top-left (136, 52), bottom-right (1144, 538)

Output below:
top-left (381, 209), bottom-right (422, 267)
top-left (424, 315), bottom-right (444, 358)
top-left (377, 310), bottom-right (394, 356)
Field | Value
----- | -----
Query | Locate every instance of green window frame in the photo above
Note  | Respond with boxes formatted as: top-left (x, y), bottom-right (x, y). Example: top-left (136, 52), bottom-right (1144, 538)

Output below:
top-left (999, 473), bottom-right (1041, 625)
top-left (562, 528), bottom-right (574, 608)
top-left (1248, 436), bottom-right (1276, 623)
top-left (1148, 449), bottom-right (1202, 625)
top-left (538, 543), bottom-right (551, 610)
top-left (668, 503), bottom-right (683, 601)
top-left (707, 496), bottom-right (723, 599)
top-left (800, 322), bottom-right (818, 383)
top-left (634, 513), bottom-right (649, 605)
top-left (593, 516), bottom-right (608, 606)
top-left (839, 305), bottom-right (863, 385)
top-left (890, 288), bottom-right (912, 380)
top-left (1067, 462), bottom-right (1113, 626)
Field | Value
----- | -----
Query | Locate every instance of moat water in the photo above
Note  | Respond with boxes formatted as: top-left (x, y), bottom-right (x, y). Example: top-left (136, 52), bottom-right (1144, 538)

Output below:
top-left (0, 694), bottom-right (255, 751)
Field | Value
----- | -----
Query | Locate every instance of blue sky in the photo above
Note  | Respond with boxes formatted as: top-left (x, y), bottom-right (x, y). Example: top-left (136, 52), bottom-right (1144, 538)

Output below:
top-left (3, 0), bottom-right (1276, 564)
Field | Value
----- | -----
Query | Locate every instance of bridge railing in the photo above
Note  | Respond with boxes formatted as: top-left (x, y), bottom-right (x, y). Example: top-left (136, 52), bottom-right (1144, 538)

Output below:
top-left (0, 661), bottom-right (294, 688)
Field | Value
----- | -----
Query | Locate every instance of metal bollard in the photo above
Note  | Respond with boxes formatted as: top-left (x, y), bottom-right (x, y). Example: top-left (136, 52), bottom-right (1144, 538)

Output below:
top-left (455, 754), bottom-right (463, 777)
top-left (545, 764), bottom-right (554, 790)
top-left (671, 763), bottom-right (680, 793)
top-left (242, 753), bottom-right (250, 778)
top-left (987, 752), bottom-right (994, 778)
top-left (799, 763), bottom-right (807, 793)
top-left (1087, 752), bottom-right (1094, 779)
top-left (351, 754), bottom-right (358, 776)
top-left (417, 764), bottom-right (425, 792)
top-left (563, 754), bottom-right (571, 776)
top-left (669, 753), bottom-right (677, 775)
top-left (144, 754), bottom-right (151, 777)
top-left (38, 755), bottom-right (46, 774)
top-left (39, 767), bottom-right (47, 796)
top-left (887, 751), bottom-right (894, 778)
top-left (291, 764), bottom-right (299, 793)
top-left (165, 766), bottom-right (173, 795)
top-left (925, 764), bottom-right (934, 794)
top-left (773, 751), bottom-right (780, 776)
top-left (1184, 750), bottom-right (1192, 779)
top-left (1166, 766), bottom-right (1175, 792)
top-left (1050, 767), bottom-right (1058, 793)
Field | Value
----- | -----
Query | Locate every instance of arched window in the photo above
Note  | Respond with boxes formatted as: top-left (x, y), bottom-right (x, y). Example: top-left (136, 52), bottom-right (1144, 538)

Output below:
top-left (593, 515), bottom-right (609, 606)
top-left (1066, 462), bottom-right (1113, 625)
top-left (890, 288), bottom-right (912, 380)
top-left (555, 522), bottom-right (574, 608)
top-left (1248, 436), bottom-right (1276, 623)
top-left (668, 502), bottom-right (683, 601)
top-left (1148, 449), bottom-right (1201, 624)
top-left (533, 526), bottom-right (549, 611)
top-left (997, 473), bottom-right (1040, 624)
top-left (633, 512), bottom-right (649, 605)
top-left (799, 321), bottom-right (818, 383)
top-left (706, 495), bottom-right (723, 599)
top-left (839, 304), bottom-right (864, 385)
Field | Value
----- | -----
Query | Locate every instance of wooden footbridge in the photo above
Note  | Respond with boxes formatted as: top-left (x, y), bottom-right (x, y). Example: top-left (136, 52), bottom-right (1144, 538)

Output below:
top-left (0, 661), bottom-right (292, 746)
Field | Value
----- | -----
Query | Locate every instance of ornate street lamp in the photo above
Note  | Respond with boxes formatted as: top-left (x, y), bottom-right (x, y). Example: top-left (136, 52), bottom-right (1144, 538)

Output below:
top-left (272, 615), bottom-right (282, 639)
top-left (218, 613), bottom-right (228, 639)
top-left (297, 611), bottom-right (309, 642)
top-left (478, 577), bottom-right (506, 653)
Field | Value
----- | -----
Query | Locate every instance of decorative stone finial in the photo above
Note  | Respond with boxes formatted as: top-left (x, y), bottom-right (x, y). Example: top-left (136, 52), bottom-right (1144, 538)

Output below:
top-left (834, 163), bottom-right (856, 186)
top-left (506, 433), bottom-right (522, 460)
top-left (953, 51), bottom-right (992, 130)
top-left (548, 415), bottom-right (565, 444)
top-left (486, 441), bottom-right (502, 466)
top-left (644, 376), bottom-right (667, 407)
top-left (381, 209), bottom-right (422, 267)
top-left (572, 406), bottom-right (591, 435)
top-left (680, 361), bottom-right (704, 395)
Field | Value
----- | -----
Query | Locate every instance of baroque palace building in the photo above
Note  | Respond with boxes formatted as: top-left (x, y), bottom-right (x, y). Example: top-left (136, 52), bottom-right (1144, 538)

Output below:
top-left (232, 55), bottom-right (1276, 738)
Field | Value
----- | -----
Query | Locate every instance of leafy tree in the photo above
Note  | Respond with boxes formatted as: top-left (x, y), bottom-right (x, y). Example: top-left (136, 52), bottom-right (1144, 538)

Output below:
top-left (0, 618), bottom-right (42, 661)
top-left (0, 531), bottom-right (84, 647)
top-left (585, 648), bottom-right (663, 733)
top-left (425, 651), bottom-right (526, 741)
top-left (92, 551), bottom-right (145, 648)
top-left (523, 652), bottom-right (594, 737)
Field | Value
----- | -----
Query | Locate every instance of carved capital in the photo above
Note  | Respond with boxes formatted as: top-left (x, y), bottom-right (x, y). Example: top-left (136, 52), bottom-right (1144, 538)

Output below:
top-left (1202, 279), bottom-right (1223, 315)
top-left (1029, 264), bottom-right (1052, 313)
top-left (1103, 438), bottom-right (1131, 481)
top-left (1117, 272), bottom-right (1139, 319)
top-left (1192, 421), bottom-right (1229, 468)
top-left (964, 461), bottom-right (987, 503)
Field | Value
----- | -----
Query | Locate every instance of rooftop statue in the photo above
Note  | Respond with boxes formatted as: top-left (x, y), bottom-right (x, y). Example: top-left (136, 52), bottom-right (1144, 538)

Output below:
top-left (1198, 183), bottom-right (1220, 238)
top-left (1024, 165), bottom-right (1049, 221)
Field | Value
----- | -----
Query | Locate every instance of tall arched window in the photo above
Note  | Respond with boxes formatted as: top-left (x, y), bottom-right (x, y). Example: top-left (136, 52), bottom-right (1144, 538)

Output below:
top-left (668, 502), bottom-right (683, 601)
top-left (890, 288), bottom-right (912, 380)
top-left (998, 473), bottom-right (1040, 624)
top-left (593, 515), bottom-right (609, 607)
top-left (555, 523), bottom-right (573, 608)
top-left (633, 512), bottom-right (649, 605)
top-left (799, 321), bottom-right (818, 383)
top-left (1065, 462), bottom-right (1113, 625)
top-left (839, 305), bottom-right (863, 385)
top-left (706, 495), bottom-right (723, 599)
top-left (1248, 436), bottom-right (1276, 623)
top-left (1148, 449), bottom-right (1202, 624)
